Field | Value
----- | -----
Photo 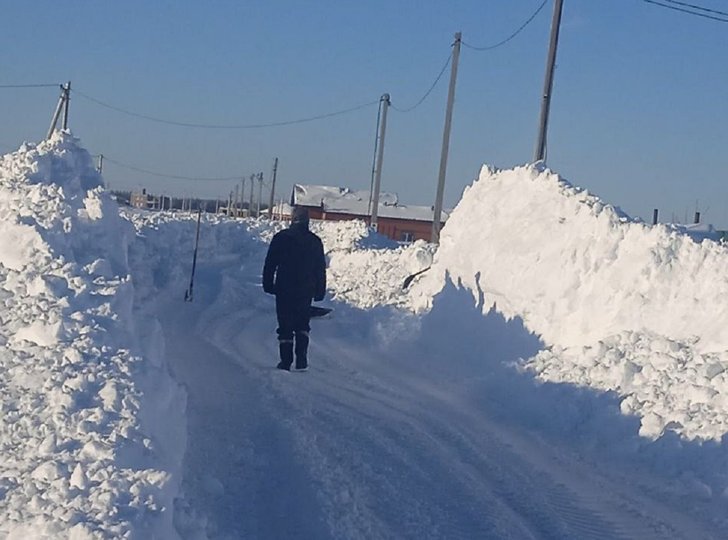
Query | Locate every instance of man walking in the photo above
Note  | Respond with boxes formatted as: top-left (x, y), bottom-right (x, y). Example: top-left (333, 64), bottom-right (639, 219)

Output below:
top-left (263, 207), bottom-right (327, 371)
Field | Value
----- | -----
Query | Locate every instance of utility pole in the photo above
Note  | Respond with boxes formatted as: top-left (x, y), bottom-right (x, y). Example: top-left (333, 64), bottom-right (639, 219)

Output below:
top-left (268, 158), bottom-right (278, 219)
top-left (62, 81), bottom-right (71, 130)
top-left (431, 32), bottom-right (462, 244)
top-left (240, 177), bottom-right (246, 216)
top-left (97, 154), bottom-right (104, 174)
top-left (370, 93), bottom-right (390, 231)
top-left (534, 0), bottom-right (564, 163)
top-left (257, 172), bottom-right (264, 218)
top-left (47, 84), bottom-right (67, 139)
top-left (249, 174), bottom-right (255, 217)
top-left (234, 184), bottom-right (240, 218)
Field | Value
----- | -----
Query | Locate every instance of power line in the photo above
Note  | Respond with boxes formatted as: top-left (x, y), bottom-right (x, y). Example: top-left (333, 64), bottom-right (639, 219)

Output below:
top-left (71, 88), bottom-right (379, 129)
top-left (462, 0), bottom-right (549, 51)
top-left (102, 155), bottom-right (243, 181)
top-left (641, 0), bottom-right (728, 22)
top-left (0, 83), bottom-right (60, 89)
top-left (391, 52), bottom-right (452, 113)
top-left (662, 0), bottom-right (728, 18)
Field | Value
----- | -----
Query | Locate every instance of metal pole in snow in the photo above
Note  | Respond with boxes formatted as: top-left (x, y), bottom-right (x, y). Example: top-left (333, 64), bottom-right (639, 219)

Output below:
top-left (184, 208), bottom-right (203, 302)
top-left (431, 32), bottom-right (462, 244)
top-left (534, 0), bottom-right (564, 163)
top-left (370, 93), bottom-right (390, 231)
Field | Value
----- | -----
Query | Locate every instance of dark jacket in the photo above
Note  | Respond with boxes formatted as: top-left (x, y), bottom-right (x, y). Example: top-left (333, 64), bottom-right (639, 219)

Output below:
top-left (263, 224), bottom-right (326, 300)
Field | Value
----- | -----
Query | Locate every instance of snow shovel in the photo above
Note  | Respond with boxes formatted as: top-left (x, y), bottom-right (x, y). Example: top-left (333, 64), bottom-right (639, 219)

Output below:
top-left (310, 305), bottom-right (333, 318)
top-left (402, 266), bottom-right (431, 290)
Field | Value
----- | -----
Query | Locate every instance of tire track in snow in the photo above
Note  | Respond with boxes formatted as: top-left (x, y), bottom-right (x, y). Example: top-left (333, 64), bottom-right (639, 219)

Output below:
top-left (161, 270), bottom-right (332, 540)
top-left (242, 323), bottom-right (718, 540)
top-left (219, 317), bottom-right (619, 539)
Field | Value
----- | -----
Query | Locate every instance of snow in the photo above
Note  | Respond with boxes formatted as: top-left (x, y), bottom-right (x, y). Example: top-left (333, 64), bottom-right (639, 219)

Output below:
top-left (3, 134), bottom-right (728, 538)
top-left (0, 133), bottom-right (185, 539)
top-left (412, 163), bottom-right (728, 441)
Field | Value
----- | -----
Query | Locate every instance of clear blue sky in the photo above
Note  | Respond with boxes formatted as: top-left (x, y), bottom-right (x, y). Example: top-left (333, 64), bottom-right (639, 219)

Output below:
top-left (2, 1), bottom-right (727, 226)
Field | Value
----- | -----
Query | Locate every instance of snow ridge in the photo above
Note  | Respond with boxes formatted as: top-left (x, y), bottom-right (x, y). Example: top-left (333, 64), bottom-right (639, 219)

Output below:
top-left (414, 163), bottom-right (728, 441)
top-left (0, 133), bottom-right (184, 539)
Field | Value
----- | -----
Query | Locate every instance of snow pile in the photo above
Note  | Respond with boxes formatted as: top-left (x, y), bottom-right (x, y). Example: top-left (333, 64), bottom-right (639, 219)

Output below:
top-left (414, 164), bottom-right (728, 441)
top-left (311, 219), bottom-right (434, 309)
top-left (0, 133), bottom-right (184, 539)
top-left (123, 209), bottom-right (279, 299)
top-left (123, 212), bottom-right (432, 311)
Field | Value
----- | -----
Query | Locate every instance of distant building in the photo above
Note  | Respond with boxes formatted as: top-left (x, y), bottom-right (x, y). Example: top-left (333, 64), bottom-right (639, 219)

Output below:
top-left (130, 189), bottom-right (159, 210)
top-left (272, 201), bottom-right (293, 221)
top-left (291, 184), bottom-right (447, 242)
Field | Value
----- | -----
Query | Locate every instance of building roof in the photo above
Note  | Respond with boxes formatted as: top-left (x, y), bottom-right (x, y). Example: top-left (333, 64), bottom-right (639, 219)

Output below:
top-left (292, 184), bottom-right (448, 223)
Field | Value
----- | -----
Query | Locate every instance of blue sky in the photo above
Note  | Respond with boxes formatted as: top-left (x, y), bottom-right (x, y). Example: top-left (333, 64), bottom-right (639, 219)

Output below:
top-left (1, 1), bottom-right (727, 226)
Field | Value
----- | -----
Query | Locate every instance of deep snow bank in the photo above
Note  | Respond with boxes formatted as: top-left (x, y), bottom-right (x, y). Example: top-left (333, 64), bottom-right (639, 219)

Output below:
top-left (310, 220), bottom-right (434, 309)
top-left (124, 212), bottom-right (433, 312)
top-left (413, 164), bottom-right (728, 441)
top-left (0, 133), bottom-right (184, 539)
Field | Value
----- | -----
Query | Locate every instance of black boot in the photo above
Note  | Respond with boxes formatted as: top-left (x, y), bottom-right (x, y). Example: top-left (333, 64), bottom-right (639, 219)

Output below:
top-left (277, 340), bottom-right (293, 370)
top-left (294, 331), bottom-right (309, 370)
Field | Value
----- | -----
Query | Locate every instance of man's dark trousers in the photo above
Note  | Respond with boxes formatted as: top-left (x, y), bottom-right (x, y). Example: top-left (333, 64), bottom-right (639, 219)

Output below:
top-left (276, 294), bottom-right (311, 369)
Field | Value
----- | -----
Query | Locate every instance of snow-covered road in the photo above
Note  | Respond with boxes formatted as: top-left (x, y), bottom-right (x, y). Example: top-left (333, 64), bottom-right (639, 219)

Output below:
top-left (5, 135), bottom-right (728, 539)
top-left (155, 245), bottom-right (721, 540)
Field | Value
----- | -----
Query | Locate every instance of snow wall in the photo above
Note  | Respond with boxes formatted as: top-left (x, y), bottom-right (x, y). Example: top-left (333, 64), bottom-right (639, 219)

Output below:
top-left (413, 164), bottom-right (728, 441)
top-left (0, 133), bottom-right (185, 539)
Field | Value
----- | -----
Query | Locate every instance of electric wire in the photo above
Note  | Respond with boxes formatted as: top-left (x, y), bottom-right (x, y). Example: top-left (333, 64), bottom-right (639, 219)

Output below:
top-left (641, 0), bottom-right (728, 22)
top-left (390, 52), bottom-right (453, 113)
top-left (0, 83), bottom-right (60, 89)
top-left (102, 155), bottom-right (243, 181)
top-left (71, 88), bottom-right (379, 129)
top-left (462, 0), bottom-right (549, 51)
top-left (661, 0), bottom-right (728, 17)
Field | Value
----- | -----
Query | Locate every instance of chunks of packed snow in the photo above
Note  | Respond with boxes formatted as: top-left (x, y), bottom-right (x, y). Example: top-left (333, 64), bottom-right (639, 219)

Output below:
top-left (413, 163), bottom-right (728, 441)
top-left (311, 220), bottom-right (434, 309)
top-left (0, 133), bottom-right (185, 539)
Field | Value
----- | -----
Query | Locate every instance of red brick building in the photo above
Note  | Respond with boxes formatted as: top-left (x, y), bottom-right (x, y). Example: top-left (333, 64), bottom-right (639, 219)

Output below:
top-left (291, 184), bottom-right (448, 243)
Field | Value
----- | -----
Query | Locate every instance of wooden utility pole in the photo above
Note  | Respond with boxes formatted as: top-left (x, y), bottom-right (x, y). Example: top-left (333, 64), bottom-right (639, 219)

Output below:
top-left (47, 84), bottom-right (67, 139)
top-left (249, 174), bottom-right (255, 216)
top-left (534, 0), bottom-right (564, 163)
top-left (62, 81), bottom-right (71, 130)
top-left (431, 32), bottom-right (462, 244)
top-left (97, 154), bottom-right (104, 174)
top-left (257, 172), bottom-right (264, 218)
top-left (240, 177), bottom-right (246, 216)
top-left (268, 158), bottom-right (278, 219)
top-left (370, 93), bottom-right (390, 231)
